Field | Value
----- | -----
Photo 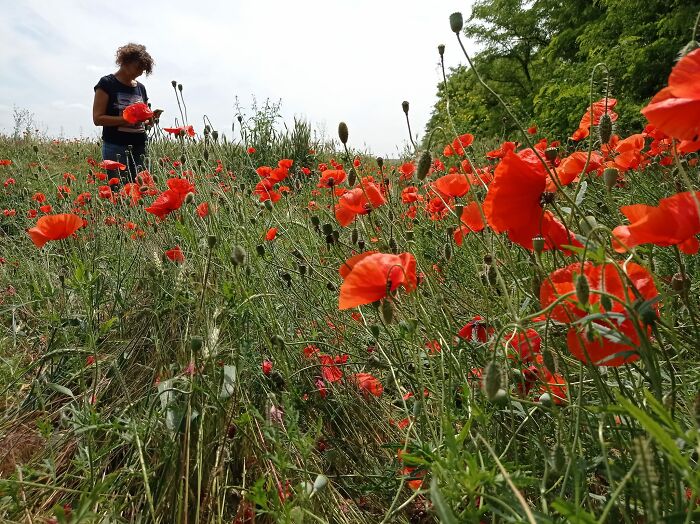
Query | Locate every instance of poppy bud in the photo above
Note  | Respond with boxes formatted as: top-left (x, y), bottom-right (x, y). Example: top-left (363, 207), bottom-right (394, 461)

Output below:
top-left (321, 223), bottom-right (333, 236)
top-left (358, 239), bottom-right (365, 250)
top-left (603, 167), bottom-right (618, 191)
top-left (368, 353), bottom-right (388, 369)
top-left (417, 150), bottom-right (431, 181)
top-left (310, 215), bottom-right (320, 227)
top-left (326, 282), bottom-right (336, 291)
top-left (33, 145), bottom-right (39, 153)
top-left (237, 114), bottom-right (243, 124)
top-left (180, 155), bottom-right (186, 164)
top-left (348, 167), bottom-right (357, 186)
top-left (533, 236), bottom-right (545, 254)
top-left (598, 112), bottom-right (613, 144)
top-left (544, 147), bottom-right (558, 162)
top-left (600, 294), bottom-right (613, 311)
top-left (637, 300), bottom-right (657, 327)
top-left (264, 200), bottom-right (273, 211)
top-left (204, 125), bottom-right (211, 135)
top-left (295, 179), bottom-right (302, 190)
top-left (298, 264), bottom-right (307, 276)
top-left (539, 392), bottom-right (553, 407)
top-left (389, 237), bottom-right (398, 253)
top-left (338, 122), bottom-right (349, 145)
top-left (270, 334), bottom-right (285, 349)
top-left (483, 254), bottom-right (493, 265)
top-left (376, 157), bottom-right (384, 169)
top-left (406, 230), bottom-right (414, 242)
top-left (171, 80), bottom-right (177, 88)
top-left (380, 300), bottom-right (394, 324)
top-left (443, 242), bottom-right (452, 261)
top-left (203, 149), bottom-right (209, 161)
top-left (177, 83), bottom-right (183, 92)
top-left (575, 274), bottom-right (590, 305)
top-left (492, 388), bottom-right (509, 406)
top-left (369, 324), bottom-right (381, 338)
top-left (250, 217), bottom-right (257, 225)
top-left (256, 244), bottom-right (265, 257)
top-left (578, 215), bottom-right (597, 235)
top-left (454, 203), bottom-right (464, 217)
top-left (483, 361), bottom-right (501, 401)
top-left (190, 336), bottom-right (204, 352)
top-left (438, 44), bottom-right (445, 57)
top-left (280, 272), bottom-right (292, 286)
top-left (351, 228), bottom-right (359, 244)
top-left (207, 235), bottom-right (217, 249)
top-left (551, 445), bottom-right (566, 474)
top-left (402, 101), bottom-right (410, 115)
top-left (325, 234), bottom-right (335, 245)
top-left (231, 245), bottom-right (247, 266)
top-left (449, 12), bottom-right (464, 33)
top-left (212, 130), bottom-right (219, 141)
top-left (542, 348), bottom-right (556, 373)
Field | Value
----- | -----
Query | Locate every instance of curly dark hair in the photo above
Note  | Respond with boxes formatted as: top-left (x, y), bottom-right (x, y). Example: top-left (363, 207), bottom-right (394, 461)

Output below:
top-left (115, 43), bottom-right (154, 75)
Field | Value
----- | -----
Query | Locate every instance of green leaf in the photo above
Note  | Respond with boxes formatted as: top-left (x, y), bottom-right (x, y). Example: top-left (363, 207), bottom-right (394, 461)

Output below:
top-left (430, 478), bottom-right (458, 524)
top-left (46, 382), bottom-right (75, 398)
top-left (552, 499), bottom-right (597, 523)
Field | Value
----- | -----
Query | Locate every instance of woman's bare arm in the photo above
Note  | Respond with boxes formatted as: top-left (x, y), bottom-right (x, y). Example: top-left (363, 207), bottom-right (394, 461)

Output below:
top-left (93, 88), bottom-right (127, 127)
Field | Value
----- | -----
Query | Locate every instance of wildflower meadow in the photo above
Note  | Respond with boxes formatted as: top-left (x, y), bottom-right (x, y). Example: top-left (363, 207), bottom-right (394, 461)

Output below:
top-left (2, 6), bottom-right (700, 524)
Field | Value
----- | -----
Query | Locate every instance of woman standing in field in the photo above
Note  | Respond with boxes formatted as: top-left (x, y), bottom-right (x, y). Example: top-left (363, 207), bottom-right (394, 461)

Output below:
top-left (92, 43), bottom-right (160, 181)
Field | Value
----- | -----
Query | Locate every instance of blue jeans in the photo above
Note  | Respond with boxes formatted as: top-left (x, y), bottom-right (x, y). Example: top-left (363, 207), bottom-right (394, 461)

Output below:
top-left (101, 141), bottom-right (147, 183)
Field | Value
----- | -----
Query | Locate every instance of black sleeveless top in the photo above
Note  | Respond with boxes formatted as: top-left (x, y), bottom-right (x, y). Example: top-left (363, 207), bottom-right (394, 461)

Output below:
top-left (94, 74), bottom-right (149, 147)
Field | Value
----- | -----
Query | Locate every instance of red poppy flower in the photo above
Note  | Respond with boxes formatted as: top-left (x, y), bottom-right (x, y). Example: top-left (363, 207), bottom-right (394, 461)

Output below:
top-left (122, 102), bottom-right (153, 124)
top-left (398, 162), bottom-right (416, 180)
top-left (0, 160), bottom-right (12, 166)
top-left (247, 146), bottom-right (256, 154)
top-left (262, 360), bottom-right (273, 375)
top-left (353, 372), bottom-right (383, 397)
top-left (265, 227), bottom-right (278, 241)
top-left (540, 261), bottom-right (658, 366)
top-left (612, 191), bottom-right (700, 254)
top-left (571, 98), bottom-right (618, 141)
top-left (612, 134), bottom-right (645, 171)
top-left (505, 328), bottom-right (541, 363)
top-left (555, 151), bottom-right (603, 186)
top-left (99, 160), bottom-right (126, 171)
top-left (432, 172), bottom-right (470, 198)
top-left (401, 186), bottom-right (423, 203)
top-left (164, 125), bottom-right (196, 137)
top-left (453, 201), bottom-right (485, 245)
top-left (486, 141), bottom-right (517, 159)
top-left (444, 133), bottom-right (474, 156)
top-left (145, 189), bottom-right (186, 219)
top-left (335, 182), bottom-right (386, 227)
top-left (318, 169), bottom-right (346, 188)
top-left (165, 245), bottom-right (185, 263)
top-left (254, 179), bottom-right (282, 202)
top-left (458, 315), bottom-right (494, 342)
top-left (527, 125), bottom-right (538, 135)
top-left (338, 252), bottom-right (417, 309)
top-left (27, 213), bottom-right (84, 248)
top-left (196, 202), bottom-right (209, 218)
top-left (641, 49), bottom-right (700, 141)
top-left (483, 151), bottom-right (579, 251)
top-left (319, 354), bottom-right (345, 382)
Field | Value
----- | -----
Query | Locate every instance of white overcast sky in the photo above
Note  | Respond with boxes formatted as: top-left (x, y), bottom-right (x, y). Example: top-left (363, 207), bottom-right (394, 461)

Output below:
top-left (0, 1), bottom-right (475, 157)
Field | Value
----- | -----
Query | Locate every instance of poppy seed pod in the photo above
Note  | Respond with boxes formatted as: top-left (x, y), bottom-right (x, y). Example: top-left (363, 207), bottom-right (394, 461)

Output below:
top-left (438, 44), bottom-right (445, 57)
top-left (533, 236), bottom-right (545, 254)
top-left (483, 361), bottom-right (501, 401)
top-left (598, 112), bottom-right (613, 144)
top-left (603, 167), bottom-right (618, 191)
top-left (544, 147), bottom-right (558, 162)
top-left (348, 167), bottom-right (357, 186)
top-left (321, 223), bottom-right (333, 236)
top-left (231, 245), bottom-right (246, 266)
top-left (575, 274), bottom-right (590, 305)
top-left (212, 130), bottom-right (219, 141)
top-left (171, 80), bottom-right (177, 88)
top-left (380, 299), bottom-right (394, 324)
top-left (338, 122), bottom-right (349, 145)
top-left (406, 230), bottom-right (414, 241)
top-left (671, 272), bottom-right (690, 293)
top-left (443, 242), bottom-right (453, 261)
top-left (376, 157), bottom-right (384, 169)
top-left (449, 12), bottom-right (464, 33)
top-left (270, 334), bottom-right (285, 349)
top-left (185, 192), bottom-right (195, 204)
top-left (256, 244), bottom-right (265, 257)
top-left (310, 215), bottom-right (320, 227)
top-left (389, 237), bottom-right (398, 253)
top-left (207, 235), bottom-right (217, 249)
top-left (417, 150), bottom-right (431, 181)
top-left (402, 101), bottom-right (410, 115)
top-left (177, 83), bottom-right (183, 92)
